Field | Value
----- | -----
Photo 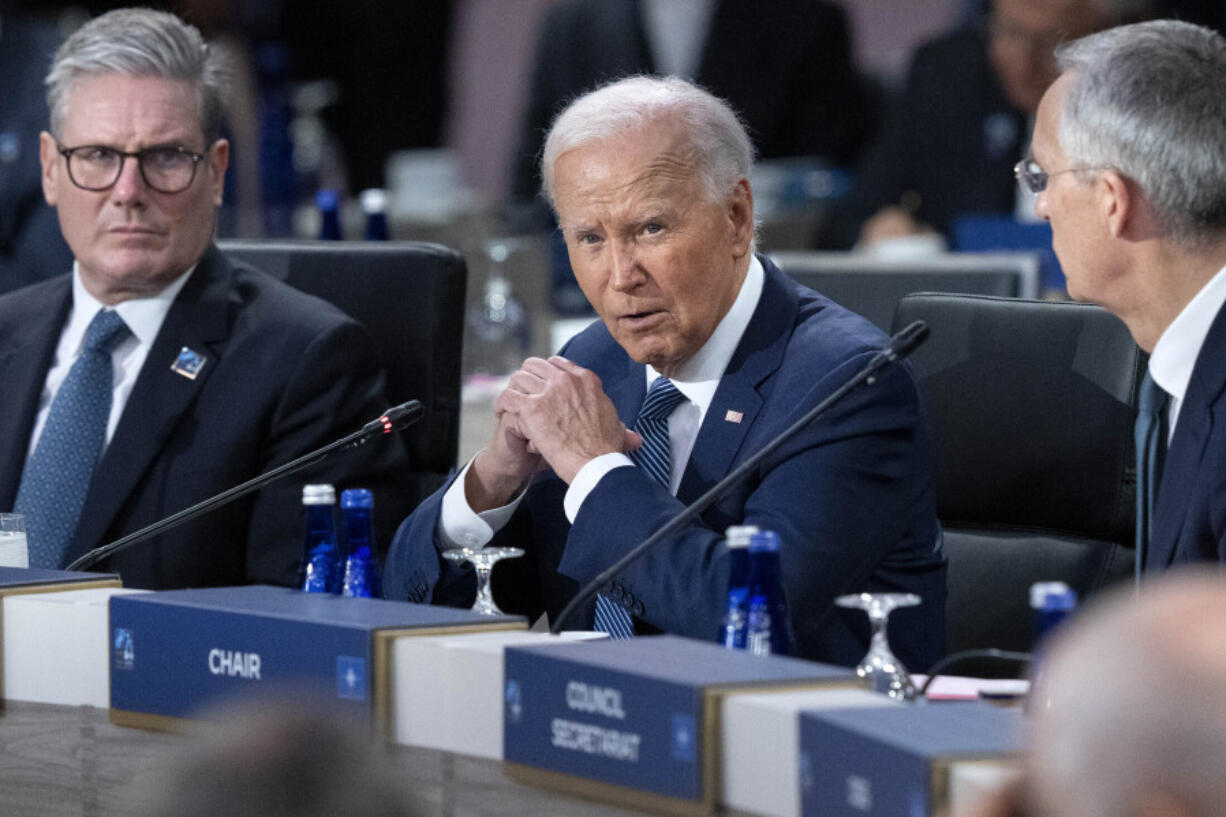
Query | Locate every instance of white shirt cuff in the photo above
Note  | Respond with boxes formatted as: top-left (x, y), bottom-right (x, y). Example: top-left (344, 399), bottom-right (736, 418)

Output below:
top-left (563, 453), bottom-right (635, 523)
top-left (437, 455), bottom-right (525, 550)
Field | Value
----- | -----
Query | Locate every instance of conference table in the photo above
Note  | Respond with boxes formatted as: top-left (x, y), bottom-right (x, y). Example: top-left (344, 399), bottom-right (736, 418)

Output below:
top-left (0, 700), bottom-right (758, 817)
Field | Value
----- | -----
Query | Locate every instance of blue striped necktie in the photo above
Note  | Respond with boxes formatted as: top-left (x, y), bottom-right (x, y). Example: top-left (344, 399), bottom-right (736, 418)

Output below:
top-left (1134, 372), bottom-right (1168, 580)
top-left (593, 376), bottom-right (686, 637)
top-left (14, 308), bottom-right (130, 568)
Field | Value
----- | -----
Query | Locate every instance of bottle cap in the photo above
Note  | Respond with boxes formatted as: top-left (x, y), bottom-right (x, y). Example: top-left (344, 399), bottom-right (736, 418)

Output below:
top-left (359, 188), bottom-right (387, 214)
top-left (749, 529), bottom-right (781, 552)
top-left (1030, 581), bottom-right (1077, 610)
top-left (302, 483), bottom-right (336, 505)
top-left (341, 488), bottom-right (373, 509)
top-left (725, 525), bottom-right (759, 549)
top-left (315, 189), bottom-right (339, 211)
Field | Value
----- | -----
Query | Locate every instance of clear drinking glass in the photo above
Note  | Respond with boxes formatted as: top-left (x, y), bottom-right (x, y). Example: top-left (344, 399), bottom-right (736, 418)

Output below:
top-left (441, 546), bottom-right (524, 616)
top-left (835, 592), bottom-right (921, 701)
top-left (0, 513), bottom-right (29, 569)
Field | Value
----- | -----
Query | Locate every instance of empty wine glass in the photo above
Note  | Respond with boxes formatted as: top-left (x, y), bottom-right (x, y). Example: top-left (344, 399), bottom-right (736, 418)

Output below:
top-left (835, 592), bottom-right (921, 701)
top-left (441, 546), bottom-right (524, 616)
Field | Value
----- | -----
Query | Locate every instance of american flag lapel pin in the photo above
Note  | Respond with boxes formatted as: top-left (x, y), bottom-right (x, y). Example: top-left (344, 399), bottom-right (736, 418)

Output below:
top-left (170, 346), bottom-right (208, 380)
top-left (724, 409), bottom-right (744, 424)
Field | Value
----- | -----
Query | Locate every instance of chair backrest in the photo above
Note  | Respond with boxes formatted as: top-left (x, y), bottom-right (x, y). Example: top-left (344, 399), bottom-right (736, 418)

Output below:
top-left (217, 239), bottom-right (467, 486)
top-left (892, 294), bottom-right (1143, 673)
top-left (771, 251), bottom-right (1040, 332)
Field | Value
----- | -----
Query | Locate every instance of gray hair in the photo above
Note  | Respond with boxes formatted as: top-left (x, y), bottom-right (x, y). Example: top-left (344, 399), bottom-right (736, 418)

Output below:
top-left (540, 75), bottom-right (755, 208)
top-left (1055, 20), bottom-right (1226, 249)
top-left (45, 8), bottom-right (231, 143)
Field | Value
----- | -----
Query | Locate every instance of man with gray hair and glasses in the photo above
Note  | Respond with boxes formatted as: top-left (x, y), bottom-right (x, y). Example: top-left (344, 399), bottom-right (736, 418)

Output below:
top-left (385, 75), bottom-right (946, 668)
top-left (1021, 19), bottom-right (1226, 573)
top-left (0, 8), bottom-right (408, 588)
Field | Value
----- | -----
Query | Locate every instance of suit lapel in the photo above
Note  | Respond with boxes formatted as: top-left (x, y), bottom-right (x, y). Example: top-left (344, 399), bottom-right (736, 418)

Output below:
top-left (0, 280), bottom-right (71, 509)
top-left (1149, 303), bottom-right (1226, 568)
top-left (67, 246), bottom-right (234, 561)
top-left (677, 258), bottom-right (796, 505)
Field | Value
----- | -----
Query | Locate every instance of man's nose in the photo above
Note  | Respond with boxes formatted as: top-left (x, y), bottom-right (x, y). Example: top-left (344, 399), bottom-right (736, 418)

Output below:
top-left (608, 241), bottom-right (644, 291)
top-left (110, 155), bottom-right (147, 203)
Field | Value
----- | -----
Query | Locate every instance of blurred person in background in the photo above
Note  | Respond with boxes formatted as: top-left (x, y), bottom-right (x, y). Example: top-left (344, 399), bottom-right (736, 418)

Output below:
top-left (508, 0), bottom-right (879, 230)
top-left (821, 0), bottom-right (1152, 251)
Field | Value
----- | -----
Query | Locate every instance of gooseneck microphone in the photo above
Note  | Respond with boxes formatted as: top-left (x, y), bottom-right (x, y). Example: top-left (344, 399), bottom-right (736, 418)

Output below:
top-left (66, 400), bottom-right (424, 572)
top-left (549, 322), bottom-right (930, 634)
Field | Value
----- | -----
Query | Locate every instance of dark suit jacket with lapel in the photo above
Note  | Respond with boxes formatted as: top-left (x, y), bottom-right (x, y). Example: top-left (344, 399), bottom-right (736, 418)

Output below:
top-left (0, 244), bottom-right (411, 589)
top-left (509, 0), bottom-right (875, 206)
top-left (821, 25), bottom-right (1027, 249)
top-left (1149, 300), bottom-right (1226, 569)
top-left (384, 257), bottom-right (947, 670)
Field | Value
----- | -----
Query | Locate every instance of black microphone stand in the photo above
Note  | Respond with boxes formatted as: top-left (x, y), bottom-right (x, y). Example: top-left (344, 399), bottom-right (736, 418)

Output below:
top-left (66, 400), bottom-right (424, 572)
top-left (549, 322), bottom-right (929, 634)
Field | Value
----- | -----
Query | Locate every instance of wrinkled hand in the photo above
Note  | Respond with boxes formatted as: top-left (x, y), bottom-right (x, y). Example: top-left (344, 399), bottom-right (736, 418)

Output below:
top-left (464, 401), bottom-right (545, 513)
top-left (494, 356), bottom-right (641, 483)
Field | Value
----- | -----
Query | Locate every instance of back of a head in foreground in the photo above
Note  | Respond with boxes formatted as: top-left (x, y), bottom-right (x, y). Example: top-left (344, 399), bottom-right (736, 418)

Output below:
top-left (140, 695), bottom-right (423, 817)
top-left (1029, 569), bottom-right (1226, 817)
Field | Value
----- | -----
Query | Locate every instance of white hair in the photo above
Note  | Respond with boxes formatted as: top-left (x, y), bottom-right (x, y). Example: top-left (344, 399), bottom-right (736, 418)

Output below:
top-left (540, 75), bottom-right (755, 208)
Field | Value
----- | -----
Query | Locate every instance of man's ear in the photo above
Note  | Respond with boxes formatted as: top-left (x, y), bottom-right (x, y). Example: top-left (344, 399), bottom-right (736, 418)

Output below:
top-left (1100, 169), bottom-right (1133, 239)
top-left (207, 138), bottom-right (230, 208)
top-left (727, 177), bottom-right (754, 258)
top-left (39, 131), bottom-right (60, 206)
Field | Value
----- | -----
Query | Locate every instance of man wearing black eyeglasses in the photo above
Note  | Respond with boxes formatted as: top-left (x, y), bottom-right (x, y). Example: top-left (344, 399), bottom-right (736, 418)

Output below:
top-left (0, 8), bottom-right (409, 589)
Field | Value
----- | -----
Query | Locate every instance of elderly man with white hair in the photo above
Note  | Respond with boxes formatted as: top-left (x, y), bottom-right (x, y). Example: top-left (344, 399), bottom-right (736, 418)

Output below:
top-left (385, 76), bottom-right (946, 668)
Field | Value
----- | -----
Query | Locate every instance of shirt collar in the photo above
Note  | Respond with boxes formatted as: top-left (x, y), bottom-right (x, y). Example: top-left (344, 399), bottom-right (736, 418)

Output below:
top-left (1149, 262), bottom-right (1226, 405)
top-left (69, 262), bottom-right (196, 349)
top-left (645, 254), bottom-right (765, 413)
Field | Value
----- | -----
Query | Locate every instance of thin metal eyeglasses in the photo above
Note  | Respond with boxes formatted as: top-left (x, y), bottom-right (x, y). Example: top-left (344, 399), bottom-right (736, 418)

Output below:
top-left (57, 143), bottom-right (207, 194)
top-left (1014, 158), bottom-right (1109, 196)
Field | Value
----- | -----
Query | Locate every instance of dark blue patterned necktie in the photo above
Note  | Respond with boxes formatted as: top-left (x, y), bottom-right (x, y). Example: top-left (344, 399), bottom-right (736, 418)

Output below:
top-left (593, 377), bottom-right (686, 638)
top-left (15, 309), bottom-right (130, 568)
top-left (1134, 372), bottom-right (1168, 580)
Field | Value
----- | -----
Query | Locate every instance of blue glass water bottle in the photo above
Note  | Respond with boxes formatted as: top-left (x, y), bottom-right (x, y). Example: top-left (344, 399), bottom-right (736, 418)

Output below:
top-left (719, 525), bottom-right (758, 648)
top-left (744, 530), bottom-right (795, 656)
top-left (359, 188), bottom-right (390, 241)
top-left (316, 189), bottom-right (343, 240)
top-left (340, 488), bottom-right (382, 598)
top-left (1031, 581), bottom-right (1077, 644)
top-left (299, 483), bottom-right (341, 593)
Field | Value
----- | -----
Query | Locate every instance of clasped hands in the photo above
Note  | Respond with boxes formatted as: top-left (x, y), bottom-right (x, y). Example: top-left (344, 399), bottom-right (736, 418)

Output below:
top-left (465, 357), bottom-right (642, 512)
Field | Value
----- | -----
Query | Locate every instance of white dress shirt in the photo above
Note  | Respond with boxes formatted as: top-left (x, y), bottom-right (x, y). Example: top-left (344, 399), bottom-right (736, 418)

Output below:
top-left (1148, 262), bottom-right (1226, 441)
top-left (25, 263), bottom-right (194, 459)
top-left (439, 256), bottom-right (767, 549)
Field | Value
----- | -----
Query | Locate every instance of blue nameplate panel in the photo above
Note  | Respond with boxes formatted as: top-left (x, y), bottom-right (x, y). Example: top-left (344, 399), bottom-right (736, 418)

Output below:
top-left (799, 702), bottom-right (1023, 817)
top-left (109, 585), bottom-right (522, 728)
top-left (504, 634), bottom-right (856, 815)
top-left (0, 566), bottom-right (120, 596)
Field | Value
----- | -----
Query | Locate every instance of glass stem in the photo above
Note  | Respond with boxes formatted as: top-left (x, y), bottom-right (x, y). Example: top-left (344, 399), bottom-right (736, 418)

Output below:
top-left (475, 563), bottom-right (495, 608)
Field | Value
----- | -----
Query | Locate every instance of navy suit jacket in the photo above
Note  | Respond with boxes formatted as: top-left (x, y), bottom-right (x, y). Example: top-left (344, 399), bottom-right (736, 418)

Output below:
top-left (1149, 300), bottom-right (1226, 568)
top-left (384, 258), bottom-right (946, 669)
top-left (0, 244), bottom-right (411, 588)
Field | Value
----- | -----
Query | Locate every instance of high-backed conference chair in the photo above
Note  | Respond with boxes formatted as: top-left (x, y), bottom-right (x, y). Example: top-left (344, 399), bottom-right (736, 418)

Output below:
top-left (771, 251), bottom-right (1041, 333)
top-left (892, 294), bottom-right (1142, 675)
top-left (217, 239), bottom-right (467, 508)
